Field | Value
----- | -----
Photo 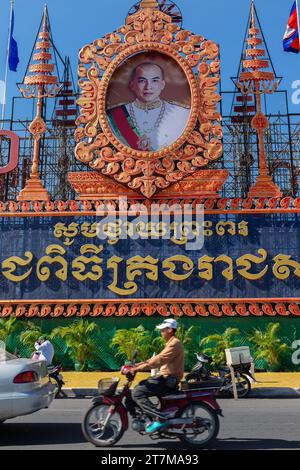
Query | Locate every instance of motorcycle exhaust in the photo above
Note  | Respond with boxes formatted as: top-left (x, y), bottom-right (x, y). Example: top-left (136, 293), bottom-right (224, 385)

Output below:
top-left (167, 418), bottom-right (194, 425)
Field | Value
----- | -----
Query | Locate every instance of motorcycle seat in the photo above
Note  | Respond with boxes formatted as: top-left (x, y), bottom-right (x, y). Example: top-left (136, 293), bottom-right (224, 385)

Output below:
top-left (181, 379), bottom-right (223, 391)
top-left (218, 366), bottom-right (230, 373)
top-left (161, 390), bottom-right (187, 399)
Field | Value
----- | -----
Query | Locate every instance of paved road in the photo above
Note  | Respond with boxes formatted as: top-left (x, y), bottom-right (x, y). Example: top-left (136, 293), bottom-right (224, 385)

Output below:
top-left (1, 399), bottom-right (300, 450)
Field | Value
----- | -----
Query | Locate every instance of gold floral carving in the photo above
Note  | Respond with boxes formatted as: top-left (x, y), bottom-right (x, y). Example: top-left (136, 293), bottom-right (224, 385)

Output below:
top-left (0, 196), bottom-right (300, 214)
top-left (68, 172), bottom-right (138, 198)
top-left (68, 169), bottom-right (228, 200)
top-left (29, 116), bottom-right (47, 141)
top-left (75, 5), bottom-right (222, 198)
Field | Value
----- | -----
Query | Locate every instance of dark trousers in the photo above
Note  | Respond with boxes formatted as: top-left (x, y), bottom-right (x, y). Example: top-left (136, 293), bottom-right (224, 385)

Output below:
top-left (132, 375), bottom-right (178, 419)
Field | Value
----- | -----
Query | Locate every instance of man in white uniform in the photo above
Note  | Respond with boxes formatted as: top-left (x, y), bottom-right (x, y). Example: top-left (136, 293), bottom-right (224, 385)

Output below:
top-left (34, 336), bottom-right (54, 366)
top-left (107, 62), bottom-right (190, 151)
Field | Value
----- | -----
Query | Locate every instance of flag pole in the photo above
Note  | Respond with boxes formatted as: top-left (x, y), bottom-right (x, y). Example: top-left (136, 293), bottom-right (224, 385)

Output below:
top-left (1, 0), bottom-right (14, 129)
top-left (296, 0), bottom-right (300, 47)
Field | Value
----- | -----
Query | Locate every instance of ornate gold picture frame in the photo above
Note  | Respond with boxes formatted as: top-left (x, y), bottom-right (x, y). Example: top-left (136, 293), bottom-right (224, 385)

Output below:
top-left (75, 3), bottom-right (222, 198)
top-left (99, 45), bottom-right (197, 158)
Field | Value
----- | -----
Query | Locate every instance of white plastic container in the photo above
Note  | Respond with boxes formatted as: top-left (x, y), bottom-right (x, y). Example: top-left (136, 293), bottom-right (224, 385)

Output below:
top-left (225, 346), bottom-right (253, 366)
top-left (151, 353), bottom-right (159, 377)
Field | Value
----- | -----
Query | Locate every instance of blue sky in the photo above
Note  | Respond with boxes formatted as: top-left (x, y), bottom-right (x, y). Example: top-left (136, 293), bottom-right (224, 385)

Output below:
top-left (0, 0), bottom-right (299, 118)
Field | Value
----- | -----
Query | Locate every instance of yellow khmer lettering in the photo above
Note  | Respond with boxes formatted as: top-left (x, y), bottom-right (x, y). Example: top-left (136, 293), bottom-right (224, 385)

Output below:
top-left (203, 220), bottom-right (213, 237)
top-left (36, 245), bottom-right (67, 282)
top-left (162, 255), bottom-right (194, 281)
top-left (72, 245), bottom-right (103, 281)
top-left (81, 222), bottom-right (98, 239)
top-left (198, 255), bottom-right (214, 280)
top-left (53, 222), bottom-right (79, 246)
top-left (236, 248), bottom-right (268, 280)
top-left (272, 254), bottom-right (300, 280)
top-left (107, 255), bottom-right (137, 295)
top-left (5, 241), bottom-right (300, 289)
top-left (215, 221), bottom-right (236, 236)
top-left (2, 252), bottom-right (33, 282)
top-left (238, 221), bottom-right (249, 237)
top-left (127, 255), bottom-right (159, 282)
top-left (214, 254), bottom-right (234, 281)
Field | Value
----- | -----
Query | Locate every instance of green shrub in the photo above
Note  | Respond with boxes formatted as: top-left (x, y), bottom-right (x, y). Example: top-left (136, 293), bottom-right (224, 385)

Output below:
top-left (111, 325), bottom-right (159, 362)
top-left (200, 327), bottom-right (241, 365)
top-left (20, 322), bottom-right (44, 351)
top-left (248, 323), bottom-right (291, 371)
top-left (51, 319), bottom-right (100, 371)
top-left (0, 317), bottom-right (23, 352)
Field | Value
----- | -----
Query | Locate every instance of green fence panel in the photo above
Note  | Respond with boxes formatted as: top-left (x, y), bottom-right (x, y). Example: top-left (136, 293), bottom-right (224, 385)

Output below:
top-left (2, 316), bottom-right (300, 371)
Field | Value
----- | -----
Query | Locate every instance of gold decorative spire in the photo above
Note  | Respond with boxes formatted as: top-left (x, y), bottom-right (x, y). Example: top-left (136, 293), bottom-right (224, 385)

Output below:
top-left (18, 4), bottom-right (62, 202)
top-left (239, 1), bottom-right (275, 83)
top-left (236, 0), bottom-right (282, 198)
top-left (22, 4), bottom-right (59, 91)
top-left (140, 0), bottom-right (158, 9)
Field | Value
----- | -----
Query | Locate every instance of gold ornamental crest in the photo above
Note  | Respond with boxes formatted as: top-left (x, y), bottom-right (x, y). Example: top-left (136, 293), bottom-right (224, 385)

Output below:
top-left (75, 0), bottom-right (222, 198)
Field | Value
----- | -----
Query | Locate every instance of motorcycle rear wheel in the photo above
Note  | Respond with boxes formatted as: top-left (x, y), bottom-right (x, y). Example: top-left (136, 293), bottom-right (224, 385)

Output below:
top-left (179, 403), bottom-right (219, 449)
top-left (82, 404), bottom-right (124, 447)
top-left (49, 376), bottom-right (66, 399)
top-left (229, 373), bottom-right (251, 398)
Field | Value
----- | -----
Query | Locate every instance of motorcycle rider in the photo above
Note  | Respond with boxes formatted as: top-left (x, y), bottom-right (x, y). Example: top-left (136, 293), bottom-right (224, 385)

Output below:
top-left (34, 336), bottom-right (54, 366)
top-left (131, 319), bottom-right (184, 434)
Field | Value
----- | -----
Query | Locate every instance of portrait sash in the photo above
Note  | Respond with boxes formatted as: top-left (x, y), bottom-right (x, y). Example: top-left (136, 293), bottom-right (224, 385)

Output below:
top-left (108, 106), bottom-right (141, 149)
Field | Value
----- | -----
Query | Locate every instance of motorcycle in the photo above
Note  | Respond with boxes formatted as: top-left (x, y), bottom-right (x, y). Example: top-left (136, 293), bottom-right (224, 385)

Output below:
top-left (47, 364), bottom-right (66, 398)
top-left (82, 359), bottom-right (223, 449)
top-left (31, 351), bottom-right (65, 398)
top-left (185, 352), bottom-right (254, 399)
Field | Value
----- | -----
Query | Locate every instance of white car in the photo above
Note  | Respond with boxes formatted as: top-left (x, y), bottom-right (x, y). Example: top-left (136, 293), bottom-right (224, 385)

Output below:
top-left (0, 351), bottom-right (55, 423)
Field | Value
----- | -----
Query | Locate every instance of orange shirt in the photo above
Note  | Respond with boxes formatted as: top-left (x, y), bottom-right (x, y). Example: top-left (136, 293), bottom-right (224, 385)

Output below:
top-left (138, 336), bottom-right (184, 380)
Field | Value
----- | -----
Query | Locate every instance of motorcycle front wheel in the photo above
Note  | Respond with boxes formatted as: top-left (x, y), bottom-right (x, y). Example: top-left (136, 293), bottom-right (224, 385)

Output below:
top-left (179, 403), bottom-right (219, 449)
top-left (82, 404), bottom-right (124, 447)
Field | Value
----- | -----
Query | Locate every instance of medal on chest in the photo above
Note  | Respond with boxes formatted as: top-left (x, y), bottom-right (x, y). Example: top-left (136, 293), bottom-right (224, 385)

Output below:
top-left (137, 134), bottom-right (152, 151)
top-left (129, 101), bottom-right (166, 152)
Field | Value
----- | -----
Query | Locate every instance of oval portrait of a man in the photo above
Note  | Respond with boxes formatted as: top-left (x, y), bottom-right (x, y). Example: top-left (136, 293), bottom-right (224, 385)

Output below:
top-left (106, 52), bottom-right (191, 152)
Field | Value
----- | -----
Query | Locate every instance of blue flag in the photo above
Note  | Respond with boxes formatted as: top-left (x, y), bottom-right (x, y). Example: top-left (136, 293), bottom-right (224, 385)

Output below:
top-left (8, 9), bottom-right (19, 72)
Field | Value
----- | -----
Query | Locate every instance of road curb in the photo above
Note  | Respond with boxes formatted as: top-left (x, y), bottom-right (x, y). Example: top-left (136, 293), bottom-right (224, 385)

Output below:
top-left (61, 387), bottom-right (300, 399)
top-left (249, 387), bottom-right (300, 398)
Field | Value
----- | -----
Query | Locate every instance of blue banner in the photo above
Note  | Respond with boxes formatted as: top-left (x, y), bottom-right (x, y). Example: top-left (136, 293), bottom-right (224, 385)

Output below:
top-left (9, 10), bottom-right (19, 72)
top-left (0, 213), bottom-right (300, 300)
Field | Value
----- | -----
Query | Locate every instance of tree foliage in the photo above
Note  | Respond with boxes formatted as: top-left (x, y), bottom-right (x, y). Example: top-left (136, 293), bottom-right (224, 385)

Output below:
top-left (0, 317), bottom-right (23, 351)
top-left (200, 327), bottom-right (241, 364)
top-left (20, 322), bottom-right (44, 351)
top-left (51, 319), bottom-right (100, 371)
top-left (248, 323), bottom-right (291, 369)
